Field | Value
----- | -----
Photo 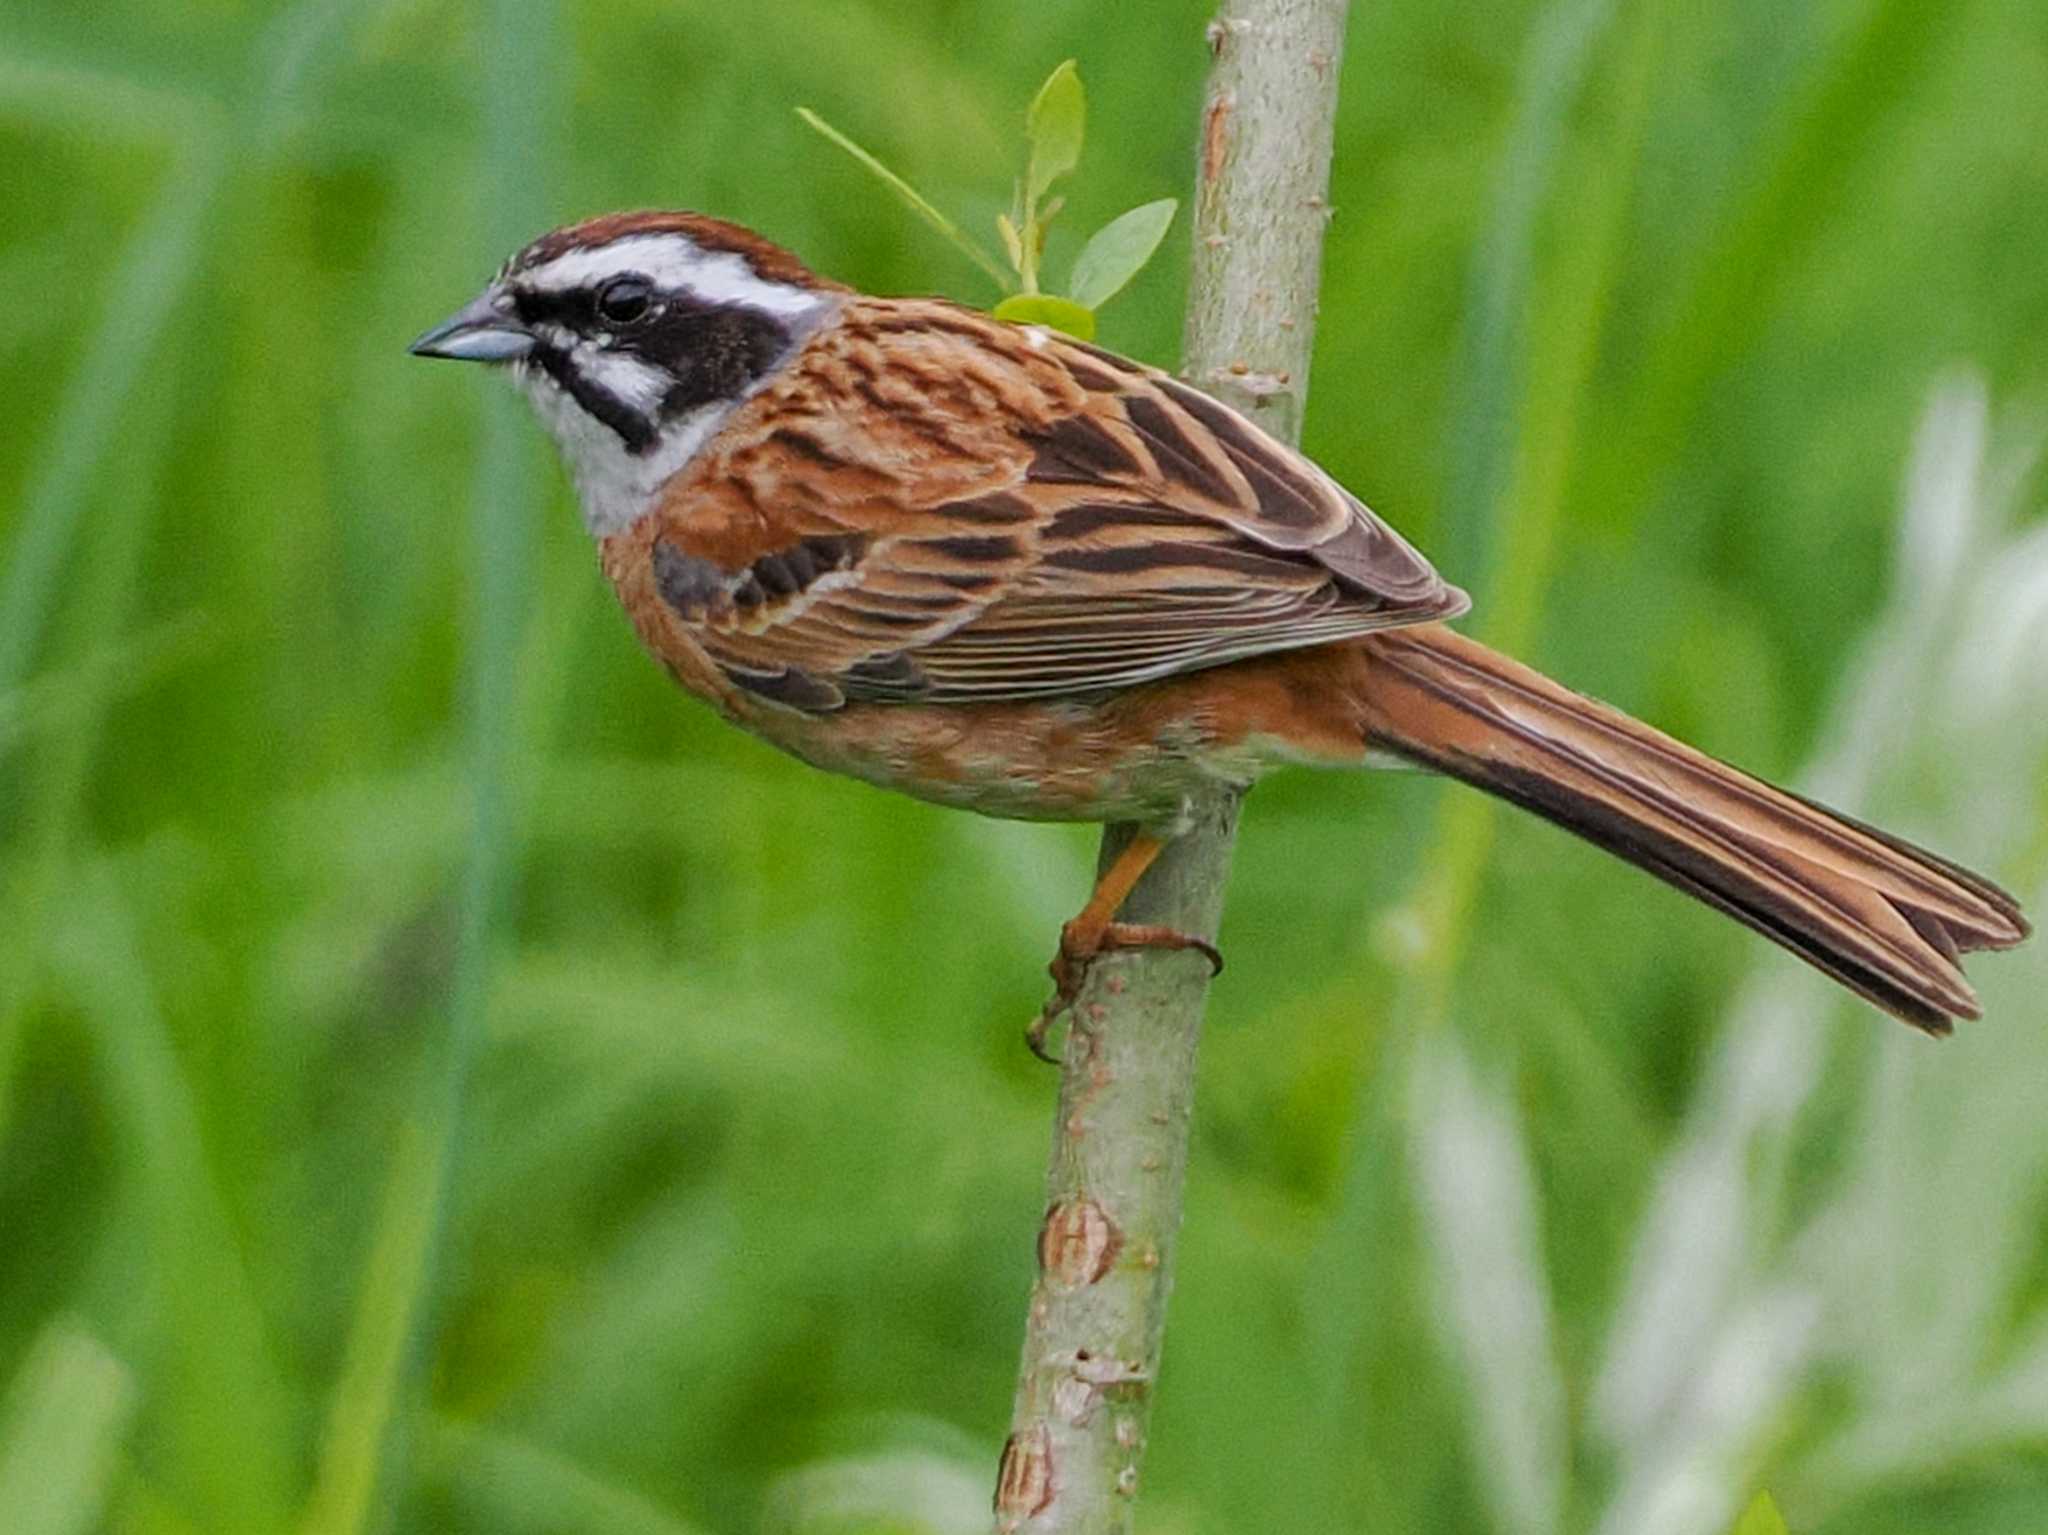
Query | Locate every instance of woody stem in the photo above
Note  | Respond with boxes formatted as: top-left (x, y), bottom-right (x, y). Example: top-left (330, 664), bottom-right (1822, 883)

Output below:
top-left (992, 3), bottom-right (1352, 1531)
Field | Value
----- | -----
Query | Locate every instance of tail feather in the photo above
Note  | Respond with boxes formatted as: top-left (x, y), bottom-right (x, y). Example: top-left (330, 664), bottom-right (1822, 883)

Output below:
top-left (1350, 626), bottom-right (2029, 1033)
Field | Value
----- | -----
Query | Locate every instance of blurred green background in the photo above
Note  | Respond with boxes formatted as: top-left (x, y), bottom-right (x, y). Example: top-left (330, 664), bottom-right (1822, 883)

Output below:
top-left (3, 1), bottom-right (2045, 1533)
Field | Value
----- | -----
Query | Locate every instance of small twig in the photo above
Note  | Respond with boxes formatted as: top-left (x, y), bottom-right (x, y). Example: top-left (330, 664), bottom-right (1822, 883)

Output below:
top-left (993, 4), bottom-right (1352, 1530)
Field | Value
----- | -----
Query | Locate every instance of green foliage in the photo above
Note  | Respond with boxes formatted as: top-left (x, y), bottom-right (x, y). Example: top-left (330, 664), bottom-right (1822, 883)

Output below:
top-left (1, 3), bottom-right (2046, 1535)
top-left (801, 59), bottom-right (1177, 338)
top-left (1066, 197), bottom-right (1179, 310)
top-left (987, 292), bottom-right (1099, 342)
top-left (1733, 1492), bottom-right (1792, 1535)
top-left (1023, 59), bottom-right (1085, 206)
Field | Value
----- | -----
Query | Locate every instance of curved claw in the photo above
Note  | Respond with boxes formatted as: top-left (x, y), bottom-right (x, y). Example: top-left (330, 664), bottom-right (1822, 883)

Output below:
top-left (1026, 919), bottom-right (1225, 1063)
top-left (1025, 1010), bottom-right (1065, 1065)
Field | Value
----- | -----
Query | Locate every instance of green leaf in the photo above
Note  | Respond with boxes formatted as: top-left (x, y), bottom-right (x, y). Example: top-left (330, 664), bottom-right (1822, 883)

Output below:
top-left (1730, 1492), bottom-right (1791, 1535)
top-left (991, 293), bottom-right (1096, 342)
top-left (1067, 198), bottom-right (1178, 309)
top-left (996, 212), bottom-right (1024, 275)
top-left (1025, 60), bottom-right (1085, 203)
top-left (794, 107), bottom-right (1012, 292)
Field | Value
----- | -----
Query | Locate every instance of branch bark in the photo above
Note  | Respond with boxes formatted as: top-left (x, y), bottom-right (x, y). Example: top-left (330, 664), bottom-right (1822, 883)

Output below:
top-left (994, 5), bottom-right (1352, 1531)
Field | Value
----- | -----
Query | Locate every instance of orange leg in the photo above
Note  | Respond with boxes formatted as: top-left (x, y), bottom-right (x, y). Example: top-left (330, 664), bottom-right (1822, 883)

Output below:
top-left (1028, 834), bottom-right (1225, 1061)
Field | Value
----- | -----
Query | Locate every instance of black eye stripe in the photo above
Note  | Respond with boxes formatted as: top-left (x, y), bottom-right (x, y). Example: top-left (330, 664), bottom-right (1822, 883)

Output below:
top-left (512, 282), bottom-right (685, 332)
top-left (519, 288), bottom-right (660, 328)
top-left (513, 287), bottom-right (570, 326)
top-left (517, 285), bottom-right (800, 455)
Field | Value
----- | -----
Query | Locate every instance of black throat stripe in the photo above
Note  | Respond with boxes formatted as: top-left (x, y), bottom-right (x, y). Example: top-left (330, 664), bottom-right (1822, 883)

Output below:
top-left (531, 343), bottom-right (658, 455)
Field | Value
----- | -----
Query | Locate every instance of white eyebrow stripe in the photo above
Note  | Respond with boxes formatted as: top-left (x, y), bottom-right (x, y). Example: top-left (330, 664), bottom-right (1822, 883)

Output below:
top-left (521, 234), bottom-right (827, 319)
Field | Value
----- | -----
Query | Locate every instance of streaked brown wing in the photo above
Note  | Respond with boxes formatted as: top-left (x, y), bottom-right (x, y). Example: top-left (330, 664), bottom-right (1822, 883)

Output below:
top-left (644, 300), bottom-right (1467, 709)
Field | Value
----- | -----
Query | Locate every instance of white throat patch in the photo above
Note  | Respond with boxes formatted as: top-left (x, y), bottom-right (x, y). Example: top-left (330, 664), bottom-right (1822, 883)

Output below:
top-left (516, 365), bottom-right (734, 539)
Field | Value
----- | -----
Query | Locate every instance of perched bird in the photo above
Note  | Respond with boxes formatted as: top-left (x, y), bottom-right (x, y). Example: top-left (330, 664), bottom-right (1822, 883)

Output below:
top-left (412, 210), bottom-right (2028, 1040)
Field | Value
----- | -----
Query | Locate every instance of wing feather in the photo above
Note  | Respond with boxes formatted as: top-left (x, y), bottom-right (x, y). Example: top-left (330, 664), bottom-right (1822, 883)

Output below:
top-left (642, 299), bottom-right (1467, 709)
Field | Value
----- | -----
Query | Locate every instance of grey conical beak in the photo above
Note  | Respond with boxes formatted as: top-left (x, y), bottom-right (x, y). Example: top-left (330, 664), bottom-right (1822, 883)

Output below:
top-left (408, 288), bottom-right (535, 363)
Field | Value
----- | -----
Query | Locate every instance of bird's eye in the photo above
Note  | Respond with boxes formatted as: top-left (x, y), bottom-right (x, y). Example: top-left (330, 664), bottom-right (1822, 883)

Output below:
top-left (595, 275), bottom-right (653, 325)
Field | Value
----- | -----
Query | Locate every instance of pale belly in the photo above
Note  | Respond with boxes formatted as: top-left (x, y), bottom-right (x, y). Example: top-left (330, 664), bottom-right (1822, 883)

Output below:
top-left (736, 691), bottom-right (1289, 829)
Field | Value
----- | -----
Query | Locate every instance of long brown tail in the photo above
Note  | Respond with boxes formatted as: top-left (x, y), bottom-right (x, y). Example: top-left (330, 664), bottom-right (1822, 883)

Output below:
top-left (1348, 625), bottom-right (2030, 1033)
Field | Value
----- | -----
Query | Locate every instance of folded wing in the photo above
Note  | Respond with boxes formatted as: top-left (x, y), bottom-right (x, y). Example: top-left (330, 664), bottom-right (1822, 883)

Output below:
top-left (642, 301), bottom-right (1466, 710)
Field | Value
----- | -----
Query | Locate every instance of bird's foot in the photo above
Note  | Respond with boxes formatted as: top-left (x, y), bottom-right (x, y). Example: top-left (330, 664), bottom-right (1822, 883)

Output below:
top-left (1025, 920), bottom-right (1224, 1063)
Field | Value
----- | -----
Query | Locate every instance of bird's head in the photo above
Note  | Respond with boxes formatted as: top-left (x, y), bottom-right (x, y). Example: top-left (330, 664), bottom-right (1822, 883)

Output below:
top-left (411, 211), bottom-right (843, 535)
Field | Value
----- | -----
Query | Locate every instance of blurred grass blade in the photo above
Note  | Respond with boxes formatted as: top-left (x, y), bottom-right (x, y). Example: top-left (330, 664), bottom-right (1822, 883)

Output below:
top-left (1438, 0), bottom-right (1618, 576)
top-left (0, 148), bottom-right (220, 711)
top-left (1067, 198), bottom-right (1177, 309)
top-left (299, 0), bottom-right (562, 1525)
top-left (0, 51), bottom-right (219, 142)
top-left (1473, 0), bottom-right (1659, 655)
top-left (248, 0), bottom-right (378, 138)
top-left (50, 871), bottom-right (298, 1531)
top-left (795, 107), bottom-right (1012, 291)
top-left (298, 1120), bottom-right (448, 1535)
top-left (0, 327), bottom-right (198, 1133)
top-left (1381, 0), bottom-right (1661, 1019)
top-left (1410, 1036), bottom-right (1567, 1535)
top-left (1299, 8), bottom-right (1660, 1523)
top-left (764, 1450), bottom-right (986, 1535)
top-left (1602, 0), bottom-right (1955, 513)
top-left (426, 1417), bottom-right (714, 1535)
top-left (0, 612), bottom-right (213, 764)
top-left (0, 1323), bottom-right (138, 1535)
top-left (1024, 59), bottom-right (1084, 203)
top-left (1308, 0), bottom-right (1649, 1386)
top-left (1595, 1290), bottom-right (1820, 1535)
top-left (1598, 381), bottom-right (2047, 1532)
top-left (0, 0), bottom-right (378, 770)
